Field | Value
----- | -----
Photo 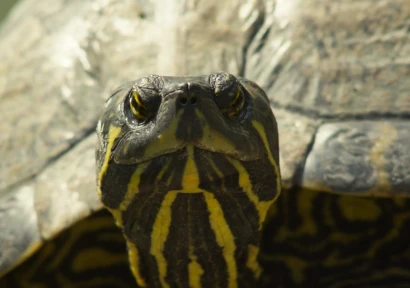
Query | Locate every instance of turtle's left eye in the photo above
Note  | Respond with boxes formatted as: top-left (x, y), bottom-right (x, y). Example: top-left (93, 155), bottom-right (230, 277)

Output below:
top-left (130, 90), bottom-right (149, 120)
top-left (212, 72), bottom-right (247, 120)
top-left (226, 87), bottom-right (245, 118)
top-left (215, 83), bottom-right (246, 119)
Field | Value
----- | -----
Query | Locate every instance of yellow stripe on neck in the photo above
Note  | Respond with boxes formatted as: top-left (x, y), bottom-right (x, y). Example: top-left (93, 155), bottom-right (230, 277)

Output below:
top-left (126, 240), bottom-right (147, 287)
top-left (203, 191), bottom-right (238, 288)
top-left (150, 192), bottom-right (178, 288)
top-left (188, 245), bottom-right (205, 287)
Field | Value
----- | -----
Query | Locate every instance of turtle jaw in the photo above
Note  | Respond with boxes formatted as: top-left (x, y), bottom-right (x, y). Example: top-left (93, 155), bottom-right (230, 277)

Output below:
top-left (112, 140), bottom-right (263, 168)
top-left (99, 146), bottom-right (279, 288)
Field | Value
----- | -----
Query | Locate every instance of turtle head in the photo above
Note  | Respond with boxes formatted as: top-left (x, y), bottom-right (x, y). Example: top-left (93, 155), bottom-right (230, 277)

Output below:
top-left (96, 72), bottom-right (279, 166)
top-left (96, 72), bottom-right (281, 287)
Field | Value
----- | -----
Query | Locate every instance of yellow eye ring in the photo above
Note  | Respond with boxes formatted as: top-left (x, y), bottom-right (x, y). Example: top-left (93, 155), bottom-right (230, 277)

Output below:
top-left (133, 91), bottom-right (146, 109)
top-left (227, 88), bottom-right (245, 117)
top-left (130, 90), bottom-right (148, 120)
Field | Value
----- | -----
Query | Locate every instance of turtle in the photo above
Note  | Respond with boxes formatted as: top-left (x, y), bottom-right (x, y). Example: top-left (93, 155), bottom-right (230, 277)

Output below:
top-left (1, 0), bottom-right (410, 287)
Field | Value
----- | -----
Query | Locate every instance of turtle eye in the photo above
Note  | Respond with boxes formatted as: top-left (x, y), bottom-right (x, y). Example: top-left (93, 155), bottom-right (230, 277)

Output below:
top-left (215, 84), bottom-right (246, 119)
top-left (125, 84), bottom-right (161, 126)
top-left (212, 72), bottom-right (246, 120)
top-left (226, 87), bottom-right (245, 118)
top-left (129, 89), bottom-right (149, 120)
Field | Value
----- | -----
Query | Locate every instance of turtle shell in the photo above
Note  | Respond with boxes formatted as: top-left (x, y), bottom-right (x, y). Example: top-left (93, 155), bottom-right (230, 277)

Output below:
top-left (245, 0), bottom-right (410, 194)
top-left (1, 0), bottom-right (410, 287)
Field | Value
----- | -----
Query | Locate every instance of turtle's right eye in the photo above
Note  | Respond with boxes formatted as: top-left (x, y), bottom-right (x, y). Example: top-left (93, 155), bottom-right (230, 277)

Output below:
top-left (125, 84), bottom-right (161, 126)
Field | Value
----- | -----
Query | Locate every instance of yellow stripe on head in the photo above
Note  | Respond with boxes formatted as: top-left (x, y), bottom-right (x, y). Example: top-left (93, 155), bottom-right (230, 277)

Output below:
top-left (133, 90), bottom-right (146, 109)
top-left (97, 125), bottom-right (122, 198)
top-left (251, 120), bottom-right (281, 199)
top-left (182, 146), bottom-right (200, 190)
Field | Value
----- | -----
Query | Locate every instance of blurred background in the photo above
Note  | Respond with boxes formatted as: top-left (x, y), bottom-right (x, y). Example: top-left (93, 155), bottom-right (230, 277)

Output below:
top-left (0, 0), bottom-right (17, 24)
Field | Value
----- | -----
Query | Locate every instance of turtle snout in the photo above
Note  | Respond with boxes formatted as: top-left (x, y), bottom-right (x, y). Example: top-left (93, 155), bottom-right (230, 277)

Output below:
top-left (176, 82), bottom-right (198, 107)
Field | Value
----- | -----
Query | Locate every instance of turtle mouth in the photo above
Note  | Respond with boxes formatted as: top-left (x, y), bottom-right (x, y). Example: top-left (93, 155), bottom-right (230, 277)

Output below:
top-left (113, 141), bottom-right (258, 166)
top-left (111, 124), bottom-right (263, 165)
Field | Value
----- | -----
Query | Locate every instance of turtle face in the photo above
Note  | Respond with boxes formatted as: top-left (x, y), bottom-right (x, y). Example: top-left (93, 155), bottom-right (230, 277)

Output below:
top-left (96, 72), bottom-right (274, 166)
top-left (96, 72), bottom-right (281, 288)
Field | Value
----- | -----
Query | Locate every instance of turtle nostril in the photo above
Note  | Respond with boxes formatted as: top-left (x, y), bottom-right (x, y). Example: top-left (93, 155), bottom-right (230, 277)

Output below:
top-left (179, 96), bottom-right (187, 105)
top-left (191, 97), bottom-right (197, 105)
